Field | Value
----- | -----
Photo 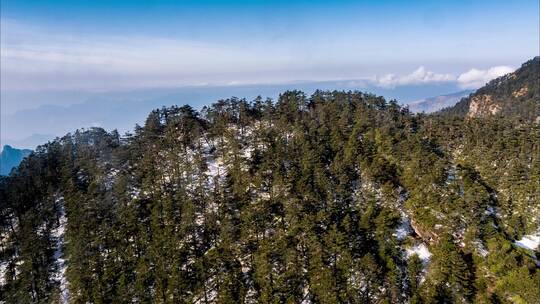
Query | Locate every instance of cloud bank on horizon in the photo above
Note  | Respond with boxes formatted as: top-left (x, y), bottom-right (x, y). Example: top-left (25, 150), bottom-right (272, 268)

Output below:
top-left (1, 0), bottom-right (538, 93)
top-left (372, 65), bottom-right (515, 89)
top-left (0, 18), bottom-right (519, 92)
top-left (456, 66), bottom-right (516, 89)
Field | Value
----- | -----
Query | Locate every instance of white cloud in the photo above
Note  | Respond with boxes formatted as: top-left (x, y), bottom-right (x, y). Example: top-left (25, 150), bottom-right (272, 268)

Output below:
top-left (457, 66), bottom-right (514, 89)
top-left (371, 65), bottom-right (515, 90)
top-left (374, 66), bottom-right (455, 88)
top-left (0, 19), bottom-right (519, 92)
top-left (0, 37), bottom-right (288, 90)
top-left (0, 19), bottom-right (299, 90)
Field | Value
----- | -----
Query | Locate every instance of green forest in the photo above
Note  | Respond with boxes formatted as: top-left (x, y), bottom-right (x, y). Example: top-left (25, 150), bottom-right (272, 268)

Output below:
top-left (1, 58), bottom-right (539, 303)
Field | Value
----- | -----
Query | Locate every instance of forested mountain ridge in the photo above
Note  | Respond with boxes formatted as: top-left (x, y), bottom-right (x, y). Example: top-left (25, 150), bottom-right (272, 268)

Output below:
top-left (441, 56), bottom-right (540, 121)
top-left (1, 74), bottom-right (539, 301)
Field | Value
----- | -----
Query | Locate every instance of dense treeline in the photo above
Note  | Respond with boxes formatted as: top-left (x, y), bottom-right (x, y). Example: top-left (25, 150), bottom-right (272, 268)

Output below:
top-left (1, 90), bottom-right (539, 303)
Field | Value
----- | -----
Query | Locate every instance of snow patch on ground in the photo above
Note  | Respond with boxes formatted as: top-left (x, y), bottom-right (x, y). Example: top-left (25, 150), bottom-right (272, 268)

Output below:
top-left (406, 243), bottom-right (432, 262)
top-left (193, 277), bottom-right (217, 304)
top-left (445, 165), bottom-right (457, 185)
top-left (484, 205), bottom-right (501, 218)
top-left (0, 261), bottom-right (7, 286)
top-left (104, 168), bottom-right (119, 190)
top-left (300, 285), bottom-right (312, 304)
top-left (405, 243), bottom-right (432, 284)
top-left (206, 156), bottom-right (227, 188)
top-left (52, 197), bottom-right (69, 303)
top-left (394, 211), bottom-right (413, 240)
top-left (473, 240), bottom-right (489, 257)
top-left (206, 157), bottom-right (223, 178)
top-left (515, 233), bottom-right (540, 251)
top-left (484, 206), bottom-right (496, 216)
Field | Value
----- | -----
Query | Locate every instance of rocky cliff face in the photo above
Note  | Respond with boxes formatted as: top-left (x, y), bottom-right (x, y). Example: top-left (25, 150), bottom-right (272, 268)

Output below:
top-left (512, 85), bottom-right (529, 98)
top-left (467, 94), bottom-right (501, 118)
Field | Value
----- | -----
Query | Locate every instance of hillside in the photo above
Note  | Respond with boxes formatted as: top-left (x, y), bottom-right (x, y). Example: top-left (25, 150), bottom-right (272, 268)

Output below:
top-left (442, 56), bottom-right (540, 121)
top-left (1, 88), bottom-right (539, 303)
top-left (0, 145), bottom-right (32, 176)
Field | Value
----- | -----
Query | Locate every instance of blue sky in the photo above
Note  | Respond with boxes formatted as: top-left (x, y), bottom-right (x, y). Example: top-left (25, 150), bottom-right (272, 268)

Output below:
top-left (1, 0), bottom-right (539, 146)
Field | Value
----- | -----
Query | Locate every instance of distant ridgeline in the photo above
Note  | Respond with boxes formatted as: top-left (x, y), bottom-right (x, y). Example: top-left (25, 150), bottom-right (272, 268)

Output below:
top-left (0, 145), bottom-right (32, 176)
top-left (407, 90), bottom-right (474, 114)
top-left (1, 58), bottom-right (539, 303)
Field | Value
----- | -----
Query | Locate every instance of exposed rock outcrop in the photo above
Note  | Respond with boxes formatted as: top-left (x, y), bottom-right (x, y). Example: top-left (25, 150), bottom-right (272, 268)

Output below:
top-left (467, 94), bottom-right (501, 118)
top-left (410, 218), bottom-right (440, 244)
top-left (512, 85), bottom-right (529, 98)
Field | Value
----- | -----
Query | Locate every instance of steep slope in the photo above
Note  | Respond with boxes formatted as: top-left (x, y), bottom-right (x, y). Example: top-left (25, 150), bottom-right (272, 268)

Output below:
top-left (1, 89), bottom-right (539, 303)
top-left (442, 56), bottom-right (540, 121)
top-left (0, 145), bottom-right (32, 175)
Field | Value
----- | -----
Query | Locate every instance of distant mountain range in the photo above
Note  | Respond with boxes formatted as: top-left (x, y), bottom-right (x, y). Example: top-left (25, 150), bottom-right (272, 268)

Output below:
top-left (407, 90), bottom-right (474, 113)
top-left (1, 134), bottom-right (56, 150)
top-left (0, 145), bottom-right (32, 175)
